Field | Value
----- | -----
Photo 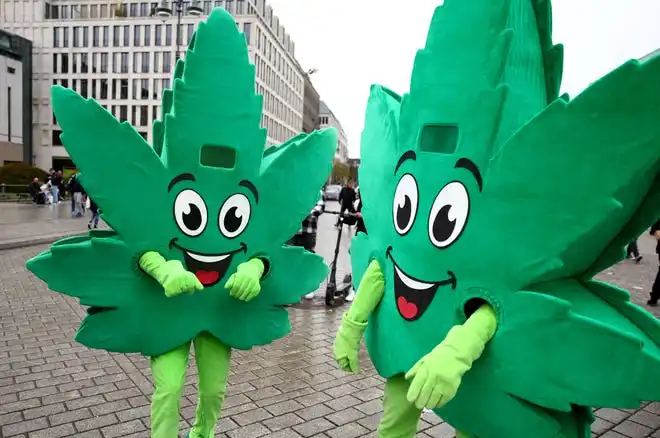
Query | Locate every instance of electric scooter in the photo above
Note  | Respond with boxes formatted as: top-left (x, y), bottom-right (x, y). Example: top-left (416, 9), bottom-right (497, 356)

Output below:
top-left (324, 210), bottom-right (357, 307)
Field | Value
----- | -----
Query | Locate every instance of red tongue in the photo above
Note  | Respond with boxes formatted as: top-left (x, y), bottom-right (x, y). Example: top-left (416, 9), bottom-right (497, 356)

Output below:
top-left (195, 270), bottom-right (220, 286)
top-left (397, 296), bottom-right (418, 320)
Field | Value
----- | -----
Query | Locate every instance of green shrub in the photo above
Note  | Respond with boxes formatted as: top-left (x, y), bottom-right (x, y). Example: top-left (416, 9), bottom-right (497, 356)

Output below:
top-left (0, 163), bottom-right (48, 193)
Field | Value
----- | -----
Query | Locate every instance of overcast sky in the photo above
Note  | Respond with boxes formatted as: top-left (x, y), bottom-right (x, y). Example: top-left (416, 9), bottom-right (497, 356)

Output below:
top-left (266, 0), bottom-right (660, 158)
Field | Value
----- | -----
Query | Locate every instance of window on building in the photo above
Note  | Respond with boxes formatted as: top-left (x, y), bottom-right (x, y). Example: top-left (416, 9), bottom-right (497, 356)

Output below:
top-left (100, 4), bottom-right (108, 18)
top-left (62, 27), bottom-right (69, 47)
top-left (44, 2), bottom-right (52, 19)
top-left (61, 79), bottom-right (69, 88)
top-left (101, 53), bottom-right (108, 73)
top-left (6, 86), bottom-right (11, 141)
top-left (131, 106), bottom-right (137, 125)
top-left (61, 5), bottom-right (69, 18)
top-left (103, 26), bottom-right (109, 47)
top-left (187, 24), bottom-right (194, 43)
top-left (163, 51), bottom-right (172, 73)
top-left (80, 79), bottom-right (88, 98)
top-left (113, 53), bottom-right (120, 73)
top-left (72, 53), bottom-right (78, 73)
top-left (140, 2), bottom-right (149, 16)
top-left (112, 25), bottom-right (120, 46)
top-left (130, 2), bottom-right (138, 17)
top-left (123, 25), bottom-right (130, 46)
top-left (140, 106), bottom-right (148, 126)
top-left (153, 52), bottom-right (160, 72)
top-left (203, 1), bottom-right (212, 14)
top-left (243, 23), bottom-right (251, 44)
top-left (121, 53), bottom-right (129, 73)
top-left (165, 25), bottom-right (172, 45)
top-left (141, 52), bottom-right (150, 73)
top-left (236, 0), bottom-right (245, 14)
top-left (83, 27), bottom-right (89, 47)
top-left (141, 79), bottom-right (149, 99)
top-left (100, 79), bottom-right (108, 99)
top-left (152, 105), bottom-right (158, 122)
top-left (92, 26), bottom-right (100, 47)
top-left (53, 27), bottom-right (60, 47)
top-left (90, 4), bottom-right (98, 18)
top-left (144, 25), bottom-right (151, 46)
top-left (225, 0), bottom-right (233, 13)
top-left (134, 25), bottom-right (141, 46)
top-left (52, 54), bottom-right (58, 73)
top-left (52, 130), bottom-right (63, 146)
top-left (119, 105), bottom-right (128, 122)
top-left (91, 79), bottom-right (97, 99)
top-left (73, 27), bottom-right (80, 47)
top-left (81, 53), bottom-right (88, 73)
top-left (61, 53), bottom-right (69, 73)
top-left (155, 25), bottom-right (162, 46)
top-left (133, 53), bottom-right (139, 73)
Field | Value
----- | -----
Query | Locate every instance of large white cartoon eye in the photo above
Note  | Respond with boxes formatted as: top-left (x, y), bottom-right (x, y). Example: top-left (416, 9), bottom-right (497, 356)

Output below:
top-left (392, 173), bottom-right (419, 235)
top-left (174, 189), bottom-right (208, 237)
top-left (219, 193), bottom-right (251, 238)
top-left (428, 181), bottom-right (470, 248)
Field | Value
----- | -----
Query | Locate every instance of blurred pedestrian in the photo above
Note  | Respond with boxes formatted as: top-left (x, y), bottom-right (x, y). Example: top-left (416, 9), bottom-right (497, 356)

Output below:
top-left (627, 240), bottom-right (643, 263)
top-left (648, 220), bottom-right (660, 306)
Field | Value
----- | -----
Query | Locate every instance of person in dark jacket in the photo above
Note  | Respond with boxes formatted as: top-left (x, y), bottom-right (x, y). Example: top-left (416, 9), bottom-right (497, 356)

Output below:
top-left (354, 188), bottom-right (367, 235)
top-left (648, 219), bottom-right (660, 306)
top-left (69, 173), bottom-right (86, 217)
top-left (335, 182), bottom-right (356, 227)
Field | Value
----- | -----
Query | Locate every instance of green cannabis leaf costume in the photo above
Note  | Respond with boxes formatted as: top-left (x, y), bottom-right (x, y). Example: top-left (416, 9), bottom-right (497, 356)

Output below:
top-left (26, 8), bottom-right (336, 438)
top-left (335, 0), bottom-right (660, 437)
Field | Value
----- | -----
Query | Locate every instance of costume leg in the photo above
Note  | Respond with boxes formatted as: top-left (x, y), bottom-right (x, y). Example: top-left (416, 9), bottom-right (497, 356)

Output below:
top-left (189, 332), bottom-right (231, 438)
top-left (151, 341), bottom-right (192, 438)
top-left (378, 374), bottom-right (422, 438)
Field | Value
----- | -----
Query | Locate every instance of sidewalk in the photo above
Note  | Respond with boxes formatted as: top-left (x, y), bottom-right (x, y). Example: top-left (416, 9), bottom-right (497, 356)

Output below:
top-left (0, 203), bottom-right (106, 250)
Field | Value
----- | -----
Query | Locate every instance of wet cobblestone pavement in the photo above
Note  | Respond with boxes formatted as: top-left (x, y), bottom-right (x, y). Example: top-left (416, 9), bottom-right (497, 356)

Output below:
top-left (1, 209), bottom-right (660, 437)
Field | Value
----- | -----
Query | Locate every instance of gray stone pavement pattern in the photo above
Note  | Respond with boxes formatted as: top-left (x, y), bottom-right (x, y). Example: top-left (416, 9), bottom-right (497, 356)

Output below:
top-left (2, 211), bottom-right (660, 437)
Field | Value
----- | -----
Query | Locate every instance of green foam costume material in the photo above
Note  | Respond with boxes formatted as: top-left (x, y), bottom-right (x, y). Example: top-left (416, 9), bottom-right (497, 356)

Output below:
top-left (26, 8), bottom-right (336, 357)
top-left (350, 0), bottom-right (660, 436)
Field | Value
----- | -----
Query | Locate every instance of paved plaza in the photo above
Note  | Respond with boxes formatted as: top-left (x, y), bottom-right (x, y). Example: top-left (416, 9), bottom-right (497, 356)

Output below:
top-left (1, 203), bottom-right (660, 437)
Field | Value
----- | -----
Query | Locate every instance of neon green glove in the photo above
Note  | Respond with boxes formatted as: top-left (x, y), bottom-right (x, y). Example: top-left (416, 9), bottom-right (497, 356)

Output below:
top-left (224, 258), bottom-right (264, 302)
top-left (405, 303), bottom-right (497, 409)
top-left (138, 251), bottom-right (203, 298)
top-left (333, 260), bottom-right (385, 373)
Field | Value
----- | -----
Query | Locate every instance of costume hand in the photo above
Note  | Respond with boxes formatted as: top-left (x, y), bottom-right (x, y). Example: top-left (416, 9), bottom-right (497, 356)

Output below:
top-left (160, 260), bottom-right (204, 297)
top-left (333, 313), bottom-right (366, 373)
top-left (405, 341), bottom-right (464, 409)
top-left (225, 258), bottom-right (264, 301)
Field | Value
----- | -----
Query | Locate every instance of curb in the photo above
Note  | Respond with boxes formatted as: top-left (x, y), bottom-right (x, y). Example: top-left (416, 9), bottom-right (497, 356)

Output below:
top-left (0, 231), bottom-right (87, 251)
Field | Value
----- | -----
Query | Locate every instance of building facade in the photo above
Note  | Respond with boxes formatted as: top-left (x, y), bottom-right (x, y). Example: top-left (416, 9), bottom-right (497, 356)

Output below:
top-left (302, 72), bottom-right (319, 133)
top-left (319, 100), bottom-right (348, 163)
top-left (0, 0), bottom-right (304, 170)
top-left (0, 29), bottom-right (32, 165)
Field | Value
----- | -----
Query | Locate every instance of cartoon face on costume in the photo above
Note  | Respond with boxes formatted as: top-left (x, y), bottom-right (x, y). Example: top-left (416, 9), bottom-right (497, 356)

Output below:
top-left (387, 150), bottom-right (483, 321)
top-left (26, 7), bottom-right (336, 357)
top-left (166, 170), bottom-right (257, 287)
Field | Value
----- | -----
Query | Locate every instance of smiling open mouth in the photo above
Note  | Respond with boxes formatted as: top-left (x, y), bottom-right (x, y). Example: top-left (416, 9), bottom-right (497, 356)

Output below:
top-left (386, 246), bottom-right (456, 321)
top-left (170, 239), bottom-right (247, 287)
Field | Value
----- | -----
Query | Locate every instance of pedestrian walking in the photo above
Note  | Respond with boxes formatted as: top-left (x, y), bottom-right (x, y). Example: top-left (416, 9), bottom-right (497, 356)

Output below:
top-left (648, 219), bottom-right (660, 306)
top-left (88, 197), bottom-right (100, 229)
top-left (627, 240), bottom-right (643, 263)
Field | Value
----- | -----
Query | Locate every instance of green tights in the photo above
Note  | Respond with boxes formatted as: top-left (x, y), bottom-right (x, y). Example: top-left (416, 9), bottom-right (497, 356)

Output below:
top-left (151, 332), bottom-right (231, 438)
top-left (379, 375), bottom-right (474, 438)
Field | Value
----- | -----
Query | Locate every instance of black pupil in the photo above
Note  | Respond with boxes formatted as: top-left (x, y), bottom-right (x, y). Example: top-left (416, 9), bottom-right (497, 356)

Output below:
top-left (433, 204), bottom-right (456, 242)
top-left (183, 203), bottom-right (202, 230)
top-left (396, 195), bottom-right (412, 229)
top-left (224, 206), bottom-right (243, 233)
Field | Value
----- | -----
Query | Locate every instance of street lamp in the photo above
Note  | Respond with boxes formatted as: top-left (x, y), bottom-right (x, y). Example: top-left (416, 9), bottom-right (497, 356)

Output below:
top-left (155, 0), bottom-right (203, 59)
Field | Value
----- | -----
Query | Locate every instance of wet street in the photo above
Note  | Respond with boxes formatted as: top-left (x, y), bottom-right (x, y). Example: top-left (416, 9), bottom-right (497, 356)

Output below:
top-left (1, 202), bottom-right (660, 437)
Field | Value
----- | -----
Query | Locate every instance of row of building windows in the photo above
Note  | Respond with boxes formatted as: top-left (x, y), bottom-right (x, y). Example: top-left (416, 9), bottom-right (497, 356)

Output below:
top-left (52, 23), bottom-right (197, 49)
top-left (44, 1), bottom-right (257, 21)
top-left (52, 51), bottom-right (177, 75)
top-left (50, 78), bottom-right (297, 144)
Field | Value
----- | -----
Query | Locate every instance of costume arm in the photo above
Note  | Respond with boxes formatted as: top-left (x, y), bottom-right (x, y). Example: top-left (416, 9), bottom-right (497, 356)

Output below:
top-left (138, 251), bottom-right (203, 296)
top-left (438, 303), bottom-right (497, 374)
top-left (344, 259), bottom-right (385, 324)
